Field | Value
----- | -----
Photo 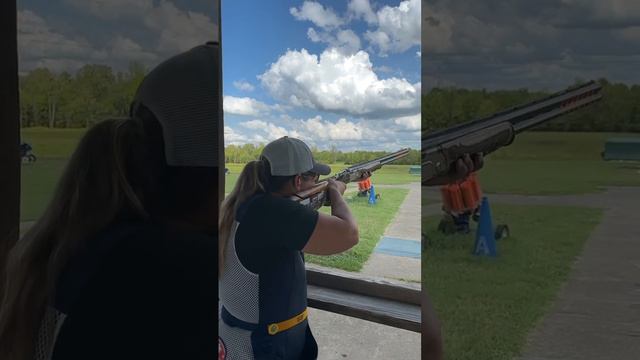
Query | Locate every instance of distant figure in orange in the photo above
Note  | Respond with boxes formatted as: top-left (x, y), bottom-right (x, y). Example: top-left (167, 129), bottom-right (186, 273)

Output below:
top-left (357, 177), bottom-right (372, 197)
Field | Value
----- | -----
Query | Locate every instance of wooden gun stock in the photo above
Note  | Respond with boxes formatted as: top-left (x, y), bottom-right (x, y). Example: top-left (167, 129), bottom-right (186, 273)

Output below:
top-left (290, 181), bottom-right (330, 210)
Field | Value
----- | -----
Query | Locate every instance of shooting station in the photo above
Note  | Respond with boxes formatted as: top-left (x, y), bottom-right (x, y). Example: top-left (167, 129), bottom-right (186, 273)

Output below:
top-left (213, 5), bottom-right (421, 334)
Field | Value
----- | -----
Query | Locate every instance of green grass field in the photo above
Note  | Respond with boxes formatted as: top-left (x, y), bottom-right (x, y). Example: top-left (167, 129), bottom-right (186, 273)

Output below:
top-left (421, 131), bottom-right (638, 359)
top-left (225, 163), bottom-right (418, 193)
top-left (305, 188), bottom-right (408, 271)
top-left (423, 204), bottom-right (602, 360)
top-left (19, 127), bottom-right (419, 219)
top-left (21, 127), bottom-right (86, 158)
top-left (478, 132), bottom-right (640, 194)
top-left (19, 128), bottom-right (84, 221)
top-left (20, 159), bottom-right (67, 221)
top-left (19, 128), bottom-right (413, 272)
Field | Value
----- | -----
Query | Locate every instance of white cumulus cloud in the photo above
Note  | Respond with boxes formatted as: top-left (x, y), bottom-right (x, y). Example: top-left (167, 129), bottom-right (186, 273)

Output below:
top-left (301, 116), bottom-right (363, 141)
top-left (224, 126), bottom-right (248, 144)
top-left (225, 115), bottom-right (419, 150)
top-left (144, 1), bottom-right (217, 53)
top-left (307, 28), bottom-right (361, 54)
top-left (393, 113), bottom-right (421, 131)
top-left (223, 96), bottom-right (271, 116)
top-left (64, 0), bottom-right (153, 19)
top-left (17, 10), bottom-right (109, 73)
top-left (66, 0), bottom-right (217, 54)
top-left (109, 36), bottom-right (158, 62)
top-left (290, 1), bottom-right (343, 29)
top-left (421, 4), bottom-right (454, 53)
top-left (259, 48), bottom-right (419, 118)
top-left (240, 120), bottom-right (302, 140)
top-left (365, 0), bottom-right (421, 55)
top-left (233, 80), bottom-right (255, 92)
top-left (348, 0), bottom-right (378, 24)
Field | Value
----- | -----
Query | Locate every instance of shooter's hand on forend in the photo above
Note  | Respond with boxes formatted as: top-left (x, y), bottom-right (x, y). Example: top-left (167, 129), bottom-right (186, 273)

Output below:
top-left (458, 153), bottom-right (483, 178)
top-left (353, 170), bottom-right (372, 182)
top-left (423, 153), bottom-right (484, 186)
top-left (327, 179), bottom-right (347, 196)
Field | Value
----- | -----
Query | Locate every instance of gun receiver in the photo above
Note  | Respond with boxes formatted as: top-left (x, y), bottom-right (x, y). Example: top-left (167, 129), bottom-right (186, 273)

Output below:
top-left (291, 148), bottom-right (411, 210)
top-left (422, 81), bottom-right (603, 183)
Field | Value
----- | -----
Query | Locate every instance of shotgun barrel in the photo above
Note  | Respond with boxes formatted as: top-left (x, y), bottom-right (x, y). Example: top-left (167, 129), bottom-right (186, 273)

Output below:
top-left (422, 81), bottom-right (603, 183)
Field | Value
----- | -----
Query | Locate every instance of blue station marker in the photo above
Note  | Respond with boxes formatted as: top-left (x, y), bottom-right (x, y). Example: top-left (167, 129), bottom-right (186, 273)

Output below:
top-left (473, 196), bottom-right (497, 257)
top-left (374, 236), bottom-right (421, 259)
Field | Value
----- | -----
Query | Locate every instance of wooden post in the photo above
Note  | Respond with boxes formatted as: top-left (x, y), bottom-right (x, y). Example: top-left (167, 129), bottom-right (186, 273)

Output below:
top-left (0, 0), bottom-right (20, 297)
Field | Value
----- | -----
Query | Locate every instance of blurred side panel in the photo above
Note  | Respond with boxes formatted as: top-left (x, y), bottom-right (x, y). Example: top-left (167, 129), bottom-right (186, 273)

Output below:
top-left (0, 0), bottom-right (20, 296)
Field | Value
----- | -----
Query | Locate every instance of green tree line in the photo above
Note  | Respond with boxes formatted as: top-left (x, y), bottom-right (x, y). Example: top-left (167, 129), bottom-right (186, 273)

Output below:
top-left (422, 79), bottom-right (640, 133)
top-left (225, 144), bottom-right (420, 165)
top-left (19, 63), bottom-right (146, 128)
top-left (19, 64), bottom-right (419, 164)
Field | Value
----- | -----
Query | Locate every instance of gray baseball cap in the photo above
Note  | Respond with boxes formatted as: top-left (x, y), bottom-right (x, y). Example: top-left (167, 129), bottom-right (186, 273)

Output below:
top-left (261, 136), bottom-right (331, 176)
top-left (130, 42), bottom-right (220, 167)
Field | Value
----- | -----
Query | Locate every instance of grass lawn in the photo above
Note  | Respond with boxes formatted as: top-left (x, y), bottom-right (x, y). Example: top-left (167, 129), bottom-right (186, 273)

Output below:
top-left (225, 163), bottom-right (418, 193)
top-left (305, 188), bottom-right (408, 271)
top-left (20, 158), bottom-right (68, 221)
top-left (18, 128), bottom-right (418, 222)
top-left (478, 132), bottom-right (640, 194)
top-left (21, 127), bottom-right (86, 158)
top-left (423, 203), bottom-right (602, 360)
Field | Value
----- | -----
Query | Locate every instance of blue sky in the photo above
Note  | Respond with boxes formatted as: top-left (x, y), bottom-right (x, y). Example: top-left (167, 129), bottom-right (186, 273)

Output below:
top-left (17, 0), bottom-right (420, 151)
top-left (222, 0), bottom-right (420, 151)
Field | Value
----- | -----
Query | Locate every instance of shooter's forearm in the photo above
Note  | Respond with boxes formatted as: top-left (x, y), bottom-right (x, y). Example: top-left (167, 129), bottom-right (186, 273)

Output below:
top-left (328, 187), bottom-right (357, 229)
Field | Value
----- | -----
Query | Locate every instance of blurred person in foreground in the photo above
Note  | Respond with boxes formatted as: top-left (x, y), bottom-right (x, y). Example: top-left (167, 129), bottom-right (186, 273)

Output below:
top-left (0, 43), bottom-right (221, 360)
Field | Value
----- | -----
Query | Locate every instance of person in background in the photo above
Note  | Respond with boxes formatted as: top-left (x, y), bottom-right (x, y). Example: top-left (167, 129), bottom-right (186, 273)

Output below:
top-left (357, 177), bottom-right (372, 197)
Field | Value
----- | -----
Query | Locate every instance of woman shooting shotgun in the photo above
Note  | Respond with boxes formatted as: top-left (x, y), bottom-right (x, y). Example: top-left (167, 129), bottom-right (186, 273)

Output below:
top-left (218, 136), bottom-right (370, 359)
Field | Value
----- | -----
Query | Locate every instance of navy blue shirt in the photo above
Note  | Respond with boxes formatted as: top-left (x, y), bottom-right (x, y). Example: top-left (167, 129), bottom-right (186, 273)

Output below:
top-left (233, 193), bottom-right (319, 359)
top-left (236, 193), bottom-right (319, 273)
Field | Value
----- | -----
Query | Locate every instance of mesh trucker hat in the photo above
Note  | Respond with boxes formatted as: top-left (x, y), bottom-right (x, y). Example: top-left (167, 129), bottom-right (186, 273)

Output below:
top-left (130, 42), bottom-right (220, 167)
top-left (261, 136), bottom-right (331, 176)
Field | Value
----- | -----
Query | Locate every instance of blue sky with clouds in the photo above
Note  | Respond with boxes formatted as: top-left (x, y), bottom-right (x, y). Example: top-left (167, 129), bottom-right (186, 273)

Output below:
top-left (222, 0), bottom-right (421, 151)
top-left (17, 0), bottom-right (420, 151)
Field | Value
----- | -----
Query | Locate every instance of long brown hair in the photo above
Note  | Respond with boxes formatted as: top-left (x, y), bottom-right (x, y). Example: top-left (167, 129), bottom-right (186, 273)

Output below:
top-left (218, 158), bottom-right (296, 275)
top-left (0, 105), bottom-right (217, 360)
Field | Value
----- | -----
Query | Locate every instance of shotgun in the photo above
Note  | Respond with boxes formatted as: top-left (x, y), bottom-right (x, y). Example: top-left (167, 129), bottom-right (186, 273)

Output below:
top-left (422, 81), bottom-right (603, 184)
top-left (291, 148), bottom-right (411, 210)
